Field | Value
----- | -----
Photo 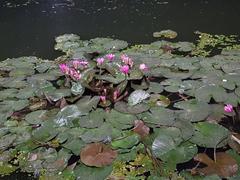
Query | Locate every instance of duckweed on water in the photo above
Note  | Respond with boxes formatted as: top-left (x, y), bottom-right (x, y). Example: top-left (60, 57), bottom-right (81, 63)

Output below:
top-left (0, 33), bottom-right (240, 179)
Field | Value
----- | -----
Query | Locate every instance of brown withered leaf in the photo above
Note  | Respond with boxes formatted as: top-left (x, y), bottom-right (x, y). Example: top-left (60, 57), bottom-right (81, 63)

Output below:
top-left (133, 120), bottom-right (150, 138)
top-left (228, 133), bottom-right (240, 153)
top-left (193, 152), bottom-right (238, 178)
top-left (80, 143), bottom-right (117, 167)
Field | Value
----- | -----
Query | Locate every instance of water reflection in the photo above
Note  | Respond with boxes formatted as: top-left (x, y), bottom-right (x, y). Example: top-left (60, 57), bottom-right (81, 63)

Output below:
top-left (0, 0), bottom-right (239, 60)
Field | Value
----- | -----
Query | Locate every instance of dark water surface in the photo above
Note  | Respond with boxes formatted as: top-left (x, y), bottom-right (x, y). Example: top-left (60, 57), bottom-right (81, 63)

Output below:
top-left (0, 0), bottom-right (240, 60)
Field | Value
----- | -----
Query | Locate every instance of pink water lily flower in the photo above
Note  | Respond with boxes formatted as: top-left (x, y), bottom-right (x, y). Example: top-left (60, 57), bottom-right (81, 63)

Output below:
top-left (97, 57), bottom-right (105, 65)
top-left (72, 60), bottom-right (81, 69)
top-left (69, 68), bottom-right (81, 80)
top-left (105, 54), bottom-right (115, 61)
top-left (121, 54), bottom-right (133, 67)
top-left (100, 95), bottom-right (107, 104)
top-left (139, 63), bottom-right (148, 71)
top-left (113, 89), bottom-right (120, 101)
top-left (59, 64), bottom-right (70, 75)
top-left (120, 65), bottom-right (130, 74)
top-left (79, 60), bottom-right (89, 68)
top-left (224, 104), bottom-right (233, 113)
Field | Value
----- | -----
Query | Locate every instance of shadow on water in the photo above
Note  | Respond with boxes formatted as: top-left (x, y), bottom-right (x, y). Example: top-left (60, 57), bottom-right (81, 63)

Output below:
top-left (0, 0), bottom-right (240, 60)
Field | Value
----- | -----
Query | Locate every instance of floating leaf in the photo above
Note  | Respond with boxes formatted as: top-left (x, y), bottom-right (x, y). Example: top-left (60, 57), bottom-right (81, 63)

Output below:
top-left (105, 110), bottom-right (136, 130)
top-left (111, 133), bottom-right (140, 149)
top-left (114, 101), bottom-right (150, 114)
top-left (190, 122), bottom-right (229, 148)
top-left (55, 105), bottom-right (83, 127)
top-left (174, 99), bottom-right (211, 122)
top-left (193, 153), bottom-right (238, 178)
top-left (153, 30), bottom-right (177, 39)
top-left (25, 110), bottom-right (47, 125)
top-left (159, 142), bottom-right (197, 170)
top-left (74, 164), bottom-right (113, 180)
top-left (80, 143), bottom-right (117, 167)
top-left (128, 90), bottom-right (150, 106)
top-left (133, 120), bottom-right (150, 138)
top-left (80, 123), bottom-right (113, 143)
top-left (0, 134), bottom-right (17, 151)
top-left (71, 82), bottom-right (85, 96)
top-left (78, 109), bottom-right (105, 128)
top-left (76, 96), bottom-right (100, 113)
top-left (140, 107), bottom-right (176, 127)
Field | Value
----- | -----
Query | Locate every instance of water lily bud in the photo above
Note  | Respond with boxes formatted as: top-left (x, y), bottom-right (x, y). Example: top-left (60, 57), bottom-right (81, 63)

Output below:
top-left (97, 57), bottom-right (105, 65)
top-left (100, 96), bottom-right (107, 104)
top-left (224, 104), bottom-right (233, 113)
top-left (121, 54), bottom-right (133, 67)
top-left (79, 60), bottom-right (89, 68)
top-left (105, 54), bottom-right (115, 61)
top-left (139, 63), bottom-right (148, 71)
top-left (120, 65), bottom-right (130, 74)
top-left (69, 68), bottom-right (81, 80)
top-left (72, 60), bottom-right (81, 69)
top-left (59, 64), bottom-right (70, 75)
top-left (113, 89), bottom-right (120, 101)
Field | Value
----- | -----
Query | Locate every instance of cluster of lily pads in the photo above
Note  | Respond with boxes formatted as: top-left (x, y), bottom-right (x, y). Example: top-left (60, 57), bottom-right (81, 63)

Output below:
top-left (0, 33), bottom-right (240, 179)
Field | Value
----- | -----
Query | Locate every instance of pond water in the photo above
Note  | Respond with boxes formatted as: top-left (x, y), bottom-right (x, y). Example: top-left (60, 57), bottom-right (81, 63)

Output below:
top-left (0, 0), bottom-right (240, 60)
top-left (1, 1), bottom-right (240, 180)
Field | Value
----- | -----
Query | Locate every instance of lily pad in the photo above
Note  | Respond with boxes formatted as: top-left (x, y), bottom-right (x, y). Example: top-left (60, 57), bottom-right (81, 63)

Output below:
top-left (78, 109), bottom-right (105, 128)
top-left (190, 122), bottom-right (229, 148)
top-left (74, 164), bottom-right (113, 180)
top-left (114, 101), bottom-right (150, 114)
top-left (160, 142), bottom-right (198, 170)
top-left (76, 96), bottom-right (100, 113)
top-left (174, 99), bottom-right (211, 122)
top-left (111, 133), bottom-right (140, 149)
top-left (25, 110), bottom-right (48, 124)
top-left (128, 90), bottom-right (150, 106)
top-left (140, 107), bottom-right (176, 127)
top-left (71, 82), bottom-right (85, 96)
top-left (105, 110), bottom-right (136, 130)
top-left (55, 105), bottom-right (83, 127)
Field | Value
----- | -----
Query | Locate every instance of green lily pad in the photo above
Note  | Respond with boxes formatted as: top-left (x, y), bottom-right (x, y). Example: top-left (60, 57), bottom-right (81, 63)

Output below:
top-left (71, 82), bottom-right (85, 96)
top-left (78, 109), bottom-right (105, 128)
top-left (0, 134), bottom-right (17, 151)
top-left (114, 101), bottom-right (150, 114)
top-left (46, 88), bottom-right (71, 102)
top-left (148, 94), bottom-right (171, 107)
top-left (174, 99), bottom-right (211, 122)
top-left (147, 82), bottom-right (164, 94)
top-left (194, 85), bottom-right (228, 103)
top-left (140, 107), bottom-right (176, 127)
top-left (190, 122), bottom-right (229, 148)
top-left (160, 142), bottom-right (198, 170)
top-left (111, 133), bottom-right (140, 149)
top-left (105, 110), bottom-right (136, 130)
top-left (1, 77), bottom-right (28, 88)
top-left (25, 110), bottom-right (47, 124)
top-left (152, 134), bottom-right (176, 158)
top-left (80, 123), bottom-right (113, 143)
top-left (55, 105), bottom-right (84, 127)
top-left (74, 164), bottom-right (112, 180)
top-left (153, 30), bottom-right (177, 39)
top-left (128, 90), bottom-right (150, 106)
top-left (0, 88), bottom-right (18, 100)
top-left (76, 96), bottom-right (100, 113)
top-left (32, 120), bottom-right (58, 142)
top-left (9, 68), bottom-right (35, 77)
top-left (62, 138), bottom-right (85, 155)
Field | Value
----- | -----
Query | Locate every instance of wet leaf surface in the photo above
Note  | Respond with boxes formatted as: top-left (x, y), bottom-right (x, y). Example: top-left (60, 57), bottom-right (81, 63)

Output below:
top-left (80, 143), bottom-right (117, 167)
top-left (193, 152), bottom-right (238, 178)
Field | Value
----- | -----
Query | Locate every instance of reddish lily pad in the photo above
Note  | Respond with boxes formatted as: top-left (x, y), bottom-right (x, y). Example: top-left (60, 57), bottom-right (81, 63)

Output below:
top-left (80, 143), bottom-right (117, 167)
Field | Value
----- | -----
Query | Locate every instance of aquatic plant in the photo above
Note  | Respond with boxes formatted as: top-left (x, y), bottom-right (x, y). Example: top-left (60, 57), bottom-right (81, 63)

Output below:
top-left (0, 33), bottom-right (240, 179)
